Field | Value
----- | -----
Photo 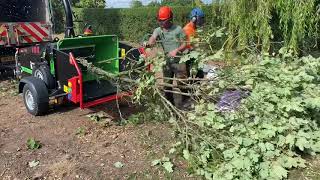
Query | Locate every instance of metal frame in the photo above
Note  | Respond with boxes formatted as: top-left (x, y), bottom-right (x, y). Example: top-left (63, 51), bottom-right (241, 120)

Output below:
top-left (69, 52), bottom-right (130, 109)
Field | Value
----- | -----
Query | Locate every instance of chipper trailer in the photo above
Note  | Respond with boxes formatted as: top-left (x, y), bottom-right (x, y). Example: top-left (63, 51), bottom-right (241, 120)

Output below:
top-left (5, 0), bottom-right (145, 115)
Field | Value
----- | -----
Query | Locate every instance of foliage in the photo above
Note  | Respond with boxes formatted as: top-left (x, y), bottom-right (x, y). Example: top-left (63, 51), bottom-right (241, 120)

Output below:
top-left (27, 138), bottom-right (41, 150)
top-left (86, 111), bottom-right (113, 127)
top-left (152, 157), bottom-right (174, 173)
top-left (75, 127), bottom-right (86, 136)
top-left (144, 0), bottom-right (207, 7)
top-left (176, 54), bottom-right (320, 179)
top-left (222, 0), bottom-right (320, 53)
top-left (131, 0), bottom-right (143, 8)
top-left (133, 52), bottom-right (320, 179)
top-left (76, 0), bottom-right (105, 8)
top-left (161, 0), bottom-right (194, 6)
top-left (146, 1), bottom-right (161, 7)
top-left (72, 5), bottom-right (220, 41)
top-left (50, 0), bottom-right (105, 33)
top-left (50, 0), bottom-right (65, 33)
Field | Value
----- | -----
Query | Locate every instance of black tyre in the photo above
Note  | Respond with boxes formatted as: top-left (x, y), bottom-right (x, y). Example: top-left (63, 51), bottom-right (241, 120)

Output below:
top-left (33, 65), bottom-right (55, 89)
top-left (22, 83), bottom-right (49, 116)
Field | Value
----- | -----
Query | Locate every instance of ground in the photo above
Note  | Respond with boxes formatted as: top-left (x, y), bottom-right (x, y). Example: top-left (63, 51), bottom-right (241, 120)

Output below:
top-left (1, 77), bottom-right (320, 180)
top-left (0, 79), bottom-right (196, 180)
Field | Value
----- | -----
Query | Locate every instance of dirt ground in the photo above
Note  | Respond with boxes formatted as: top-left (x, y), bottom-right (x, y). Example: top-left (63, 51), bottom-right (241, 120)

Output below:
top-left (1, 75), bottom-right (320, 180)
top-left (0, 79), bottom-right (196, 180)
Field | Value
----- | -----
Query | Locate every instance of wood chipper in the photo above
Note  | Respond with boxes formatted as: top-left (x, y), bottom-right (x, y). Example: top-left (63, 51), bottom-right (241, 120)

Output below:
top-left (13, 0), bottom-right (145, 115)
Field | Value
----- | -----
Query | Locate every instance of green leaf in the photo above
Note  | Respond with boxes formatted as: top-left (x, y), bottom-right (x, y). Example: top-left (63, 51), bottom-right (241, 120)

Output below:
top-left (249, 152), bottom-right (260, 163)
top-left (240, 148), bottom-right (247, 156)
top-left (169, 148), bottom-right (176, 154)
top-left (183, 149), bottom-right (190, 160)
top-left (28, 160), bottom-right (40, 168)
top-left (75, 127), bottom-right (86, 136)
top-left (162, 157), bottom-right (170, 162)
top-left (259, 162), bottom-right (270, 179)
top-left (114, 161), bottom-right (124, 168)
top-left (272, 164), bottom-right (288, 179)
top-left (296, 137), bottom-right (310, 151)
top-left (242, 138), bottom-right (254, 147)
top-left (258, 143), bottom-right (267, 153)
top-left (285, 134), bottom-right (296, 148)
top-left (217, 143), bottom-right (225, 150)
top-left (151, 159), bottom-right (161, 166)
top-left (265, 142), bottom-right (275, 151)
top-left (231, 157), bottom-right (251, 170)
top-left (168, 117), bottom-right (176, 124)
top-left (27, 138), bottom-right (41, 150)
top-left (162, 161), bottom-right (174, 173)
top-left (204, 171), bottom-right (213, 179)
top-left (172, 141), bottom-right (182, 147)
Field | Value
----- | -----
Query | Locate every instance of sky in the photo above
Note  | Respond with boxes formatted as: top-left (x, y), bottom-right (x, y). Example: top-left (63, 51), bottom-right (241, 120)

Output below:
top-left (107, 0), bottom-right (213, 8)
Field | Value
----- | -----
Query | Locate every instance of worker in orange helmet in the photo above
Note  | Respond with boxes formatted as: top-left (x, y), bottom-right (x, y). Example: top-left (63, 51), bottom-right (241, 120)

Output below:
top-left (146, 6), bottom-right (188, 108)
top-left (184, 7), bottom-right (205, 78)
top-left (83, 25), bottom-right (93, 36)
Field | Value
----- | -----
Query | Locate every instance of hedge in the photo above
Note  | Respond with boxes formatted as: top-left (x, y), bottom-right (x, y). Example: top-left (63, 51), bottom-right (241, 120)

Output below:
top-left (53, 6), bottom-right (221, 42)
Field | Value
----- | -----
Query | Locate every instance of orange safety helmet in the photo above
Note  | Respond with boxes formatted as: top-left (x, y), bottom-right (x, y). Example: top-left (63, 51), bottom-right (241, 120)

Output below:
top-left (157, 6), bottom-right (173, 21)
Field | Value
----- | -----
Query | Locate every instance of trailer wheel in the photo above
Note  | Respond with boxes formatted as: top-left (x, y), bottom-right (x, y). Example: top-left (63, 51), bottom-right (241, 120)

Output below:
top-left (22, 83), bottom-right (49, 116)
top-left (33, 65), bottom-right (55, 89)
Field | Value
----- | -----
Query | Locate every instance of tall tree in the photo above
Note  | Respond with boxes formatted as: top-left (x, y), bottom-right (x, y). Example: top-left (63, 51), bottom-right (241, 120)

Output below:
top-left (131, 0), bottom-right (143, 8)
top-left (147, 0), bottom-right (160, 7)
top-left (222, 0), bottom-right (319, 52)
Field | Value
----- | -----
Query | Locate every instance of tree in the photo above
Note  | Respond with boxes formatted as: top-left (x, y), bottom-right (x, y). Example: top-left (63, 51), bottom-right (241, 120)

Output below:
top-left (147, 1), bottom-right (160, 7)
top-left (76, 0), bottom-right (106, 8)
top-left (71, 0), bottom-right (81, 6)
top-left (50, 0), bottom-right (65, 33)
top-left (195, 0), bottom-right (205, 7)
top-left (222, 0), bottom-right (319, 52)
top-left (131, 0), bottom-right (143, 8)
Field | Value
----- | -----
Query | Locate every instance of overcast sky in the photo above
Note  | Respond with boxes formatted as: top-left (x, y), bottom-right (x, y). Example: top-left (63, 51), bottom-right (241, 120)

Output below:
top-left (107, 0), bottom-right (213, 8)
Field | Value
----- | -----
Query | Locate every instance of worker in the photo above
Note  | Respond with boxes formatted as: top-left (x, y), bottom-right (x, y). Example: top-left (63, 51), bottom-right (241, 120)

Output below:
top-left (184, 7), bottom-right (205, 50)
top-left (183, 7), bottom-right (205, 78)
top-left (83, 25), bottom-right (93, 36)
top-left (146, 6), bottom-right (187, 108)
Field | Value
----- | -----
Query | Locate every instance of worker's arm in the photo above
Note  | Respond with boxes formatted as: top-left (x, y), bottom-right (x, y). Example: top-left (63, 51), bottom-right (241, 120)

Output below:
top-left (168, 42), bottom-right (187, 57)
top-left (148, 36), bottom-right (157, 47)
top-left (147, 28), bottom-right (161, 47)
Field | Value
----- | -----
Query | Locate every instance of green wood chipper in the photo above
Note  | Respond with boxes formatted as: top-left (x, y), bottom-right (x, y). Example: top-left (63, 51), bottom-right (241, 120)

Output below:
top-left (13, 0), bottom-right (145, 115)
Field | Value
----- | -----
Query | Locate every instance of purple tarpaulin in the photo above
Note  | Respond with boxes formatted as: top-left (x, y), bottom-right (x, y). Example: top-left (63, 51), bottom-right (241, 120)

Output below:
top-left (217, 90), bottom-right (250, 112)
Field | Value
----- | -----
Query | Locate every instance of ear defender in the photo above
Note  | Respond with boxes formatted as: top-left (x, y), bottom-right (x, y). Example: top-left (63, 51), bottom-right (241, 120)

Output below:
top-left (192, 16), bottom-right (197, 23)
